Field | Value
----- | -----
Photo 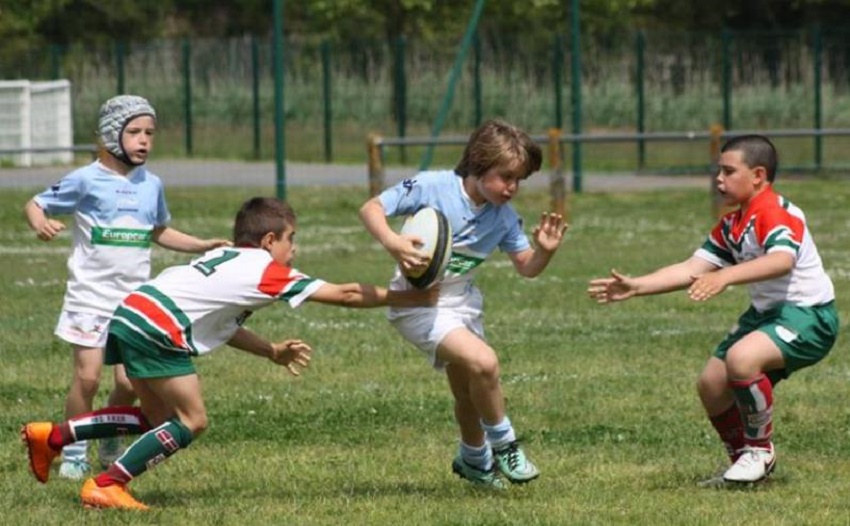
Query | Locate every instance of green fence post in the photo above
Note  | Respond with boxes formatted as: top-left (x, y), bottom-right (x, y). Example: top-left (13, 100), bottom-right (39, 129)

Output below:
top-left (473, 32), bottom-right (483, 127)
top-left (393, 36), bottom-right (407, 163)
top-left (813, 25), bottom-right (823, 171)
top-left (50, 45), bottom-right (62, 80)
top-left (721, 28), bottom-right (732, 131)
top-left (322, 40), bottom-right (333, 163)
top-left (570, 0), bottom-right (582, 193)
top-left (182, 38), bottom-right (193, 157)
top-left (273, 0), bottom-right (286, 200)
top-left (636, 30), bottom-right (646, 170)
top-left (115, 41), bottom-right (126, 94)
top-left (252, 36), bottom-right (261, 160)
top-left (553, 34), bottom-right (564, 130)
top-left (419, 0), bottom-right (487, 171)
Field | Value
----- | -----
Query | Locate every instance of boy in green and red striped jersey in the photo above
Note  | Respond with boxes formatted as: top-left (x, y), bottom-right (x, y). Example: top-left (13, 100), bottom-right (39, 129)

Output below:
top-left (21, 196), bottom-right (438, 511)
top-left (25, 95), bottom-right (231, 479)
top-left (588, 135), bottom-right (838, 485)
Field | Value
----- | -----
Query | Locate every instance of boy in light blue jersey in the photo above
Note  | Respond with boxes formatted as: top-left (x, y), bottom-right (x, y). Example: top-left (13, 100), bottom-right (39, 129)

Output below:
top-left (360, 119), bottom-right (569, 488)
top-left (24, 95), bottom-right (229, 480)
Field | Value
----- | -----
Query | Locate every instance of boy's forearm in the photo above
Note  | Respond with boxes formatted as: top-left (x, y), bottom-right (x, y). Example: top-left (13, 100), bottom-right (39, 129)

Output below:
top-left (153, 226), bottom-right (215, 253)
top-left (385, 289), bottom-right (428, 307)
top-left (632, 266), bottom-right (694, 295)
top-left (717, 251), bottom-right (794, 286)
top-left (315, 283), bottom-right (387, 308)
top-left (359, 199), bottom-right (396, 249)
top-left (633, 257), bottom-right (716, 296)
top-left (518, 248), bottom-right (556, 278)
top-left (352, 284), bottom-right (388, 307)
top-left (227, 328), bottom-right (273, 358)
top-left (24, 199), bottom-right (45, 230)
top-left (631, 273), bottom-right (688, 296)
top-left (311, 282), bottom-right (435, 308)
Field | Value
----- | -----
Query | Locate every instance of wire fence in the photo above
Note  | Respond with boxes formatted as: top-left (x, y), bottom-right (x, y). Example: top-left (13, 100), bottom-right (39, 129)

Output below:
top-left (3, 28), bottom-right (850, 172)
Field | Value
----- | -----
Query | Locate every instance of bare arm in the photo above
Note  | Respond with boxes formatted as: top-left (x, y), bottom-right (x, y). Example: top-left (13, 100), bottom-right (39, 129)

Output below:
top-left (359, 197), bottom-right (429, 274)
top-left (152, 226), bottom-right (231, 253)
top-left (588, 256), bottom-right (718, 304)
top-left (226, 327), bottom-right (312, 376)
top-left (24, 199), bottom-right (66, 241)
top-left (507, 213), bottom-right (569, 277)
top-left (688, 251), bottom-right (794, 301)
top-left (307, 282), bottom-right (439, 308)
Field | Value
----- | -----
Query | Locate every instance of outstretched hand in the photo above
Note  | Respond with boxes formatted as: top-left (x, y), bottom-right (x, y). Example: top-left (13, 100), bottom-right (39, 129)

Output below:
top-left (269, 339), bottom-right (313, 376)
top-left (532, 212), bottom-right (569, 253)
top-left (587, 269), bottom-right (637, 304)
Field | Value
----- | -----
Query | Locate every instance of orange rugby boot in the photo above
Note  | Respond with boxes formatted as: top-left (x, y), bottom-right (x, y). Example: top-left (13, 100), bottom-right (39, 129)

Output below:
top-left (80, 478), bottom-right (149, 511)
top-left (21, 422), bottom-right (60, 483)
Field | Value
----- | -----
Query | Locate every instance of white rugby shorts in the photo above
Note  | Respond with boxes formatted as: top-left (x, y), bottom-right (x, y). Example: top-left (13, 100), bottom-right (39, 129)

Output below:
top-left (55, 310), bottom-right (111, 348)
top-left (388, 286), bottom-right (485, 369)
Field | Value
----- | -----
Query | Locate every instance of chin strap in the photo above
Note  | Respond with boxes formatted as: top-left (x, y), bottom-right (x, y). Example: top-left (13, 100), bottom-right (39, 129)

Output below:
top-left (108, 149), bottom-right (142, 167)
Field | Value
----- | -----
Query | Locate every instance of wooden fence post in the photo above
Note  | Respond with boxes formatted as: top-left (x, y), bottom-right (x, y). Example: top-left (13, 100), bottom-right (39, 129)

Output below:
top-left (367, 134), bottom-right (385, 197)
top-left (548, 128), bottom-right (567, 218)
top-left (709, 123), bottom-right (725, 218)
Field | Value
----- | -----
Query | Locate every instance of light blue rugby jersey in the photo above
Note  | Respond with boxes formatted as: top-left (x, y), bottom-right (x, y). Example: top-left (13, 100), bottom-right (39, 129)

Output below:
top-left (378, 170), bottom-right (530, 288)
top-left (34, 161), bottom-right (171, 316)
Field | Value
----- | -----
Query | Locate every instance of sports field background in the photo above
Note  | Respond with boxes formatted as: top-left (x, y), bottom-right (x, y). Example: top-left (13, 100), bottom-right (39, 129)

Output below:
top-left (1, 173), bottom-right (848, 524)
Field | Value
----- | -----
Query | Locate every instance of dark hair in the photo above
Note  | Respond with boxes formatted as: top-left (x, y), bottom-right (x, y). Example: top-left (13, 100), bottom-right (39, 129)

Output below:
top-left (454, 119), bottom-right (542, 179)
top-left (233, 197), bottom-right (297, 247)
top-left (721, 134), bottom-right (778, 182)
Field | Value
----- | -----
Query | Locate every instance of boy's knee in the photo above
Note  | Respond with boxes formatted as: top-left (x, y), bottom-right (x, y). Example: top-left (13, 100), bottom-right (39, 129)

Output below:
top-left (468, 354), bottom-right (500, 380)
top-left (75, 374), bottom-right (101, 398)
top-left (724, 351), bottom-right (764, 380)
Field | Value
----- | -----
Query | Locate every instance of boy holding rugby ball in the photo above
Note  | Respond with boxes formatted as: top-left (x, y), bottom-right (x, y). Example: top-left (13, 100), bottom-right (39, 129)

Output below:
top-left (360, 119), bottom-right (568, 489)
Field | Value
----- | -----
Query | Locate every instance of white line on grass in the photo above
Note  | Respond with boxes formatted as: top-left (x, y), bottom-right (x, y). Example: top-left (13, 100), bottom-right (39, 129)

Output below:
top-left (0, 246), bottom-right (69, 255)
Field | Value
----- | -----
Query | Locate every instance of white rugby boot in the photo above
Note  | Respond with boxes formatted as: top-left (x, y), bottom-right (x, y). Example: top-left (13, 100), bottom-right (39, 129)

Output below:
top-left (722, 443), bottom-right (775, 483)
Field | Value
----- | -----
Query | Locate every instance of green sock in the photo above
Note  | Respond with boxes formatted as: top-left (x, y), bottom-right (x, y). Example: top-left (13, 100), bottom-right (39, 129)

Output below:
top-left (101, 418), bottom-right (193, 484)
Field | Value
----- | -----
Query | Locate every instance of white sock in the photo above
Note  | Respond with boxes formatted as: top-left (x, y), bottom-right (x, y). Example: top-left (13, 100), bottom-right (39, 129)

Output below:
top-left (61, 441), bottom-right (88, 463)
top-left (481, 416), bottom-right (516, 450)
top-left (459, 441), bottom-right (493, 471)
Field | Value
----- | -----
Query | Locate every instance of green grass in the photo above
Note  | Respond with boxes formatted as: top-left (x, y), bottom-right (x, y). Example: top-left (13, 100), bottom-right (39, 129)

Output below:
top-left (1, 181), bottom-right (849, 525)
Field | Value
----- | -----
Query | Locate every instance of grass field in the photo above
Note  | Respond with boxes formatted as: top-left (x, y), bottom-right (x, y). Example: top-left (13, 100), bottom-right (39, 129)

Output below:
top-left (1, 180), bottom-right (849, 525)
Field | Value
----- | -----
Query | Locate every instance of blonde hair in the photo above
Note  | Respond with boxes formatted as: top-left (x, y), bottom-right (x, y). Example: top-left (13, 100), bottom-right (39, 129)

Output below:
top-left (455, 119), bottom-right (542, 179)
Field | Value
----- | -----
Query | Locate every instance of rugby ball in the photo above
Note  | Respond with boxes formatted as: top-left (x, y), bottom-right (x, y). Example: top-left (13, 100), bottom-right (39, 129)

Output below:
top-left (399, 207), bottom-right (453, 289)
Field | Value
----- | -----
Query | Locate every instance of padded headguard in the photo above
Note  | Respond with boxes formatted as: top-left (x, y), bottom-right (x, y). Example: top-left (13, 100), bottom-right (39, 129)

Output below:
top-left (98, 95), bottom-right (156, 165)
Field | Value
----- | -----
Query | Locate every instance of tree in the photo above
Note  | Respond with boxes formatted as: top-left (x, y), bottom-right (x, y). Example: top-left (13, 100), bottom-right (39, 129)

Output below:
top-left (40, 0), bottom-right (172, 46)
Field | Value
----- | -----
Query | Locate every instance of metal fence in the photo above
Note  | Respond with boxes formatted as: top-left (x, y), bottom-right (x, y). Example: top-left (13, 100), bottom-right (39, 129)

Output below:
top-left (4, 28), bottom-right (850, 172)
top-left (366, 127), bottom-right (850, 206)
